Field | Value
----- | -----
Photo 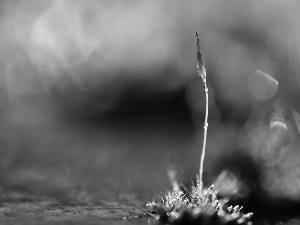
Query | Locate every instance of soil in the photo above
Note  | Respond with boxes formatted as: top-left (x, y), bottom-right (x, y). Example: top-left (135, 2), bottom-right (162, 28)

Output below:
top-left (0, 204), bottom-right (151, 225)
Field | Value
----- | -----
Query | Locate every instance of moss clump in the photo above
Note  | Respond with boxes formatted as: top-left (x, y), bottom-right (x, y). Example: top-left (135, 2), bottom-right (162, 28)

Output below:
top-left (147, 34), bottom-right (253, 224)
top-left (147, 179), bottom-right (253, 225)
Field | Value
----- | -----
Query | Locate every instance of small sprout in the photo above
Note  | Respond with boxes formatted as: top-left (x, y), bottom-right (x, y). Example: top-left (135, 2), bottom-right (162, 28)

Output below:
top-left (147, 33), bottom-right (253, 224)
top-left (196, 32), bottom-right (208, 192)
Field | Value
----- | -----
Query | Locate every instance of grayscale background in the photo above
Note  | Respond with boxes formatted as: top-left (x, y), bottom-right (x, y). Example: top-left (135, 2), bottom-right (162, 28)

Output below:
top-left (1, 0), bottom-right (300, 224)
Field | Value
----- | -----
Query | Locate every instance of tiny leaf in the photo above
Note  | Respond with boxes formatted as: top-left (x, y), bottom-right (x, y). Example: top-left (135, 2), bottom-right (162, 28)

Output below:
top-left (196, 32), bottom-right (205, 79)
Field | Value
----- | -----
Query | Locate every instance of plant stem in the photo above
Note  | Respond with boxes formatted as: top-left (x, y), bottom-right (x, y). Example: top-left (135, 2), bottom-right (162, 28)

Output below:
top-left (199, 79), bottom-right (208, 192)
top-left (196, 32), bottom-right (208, 193)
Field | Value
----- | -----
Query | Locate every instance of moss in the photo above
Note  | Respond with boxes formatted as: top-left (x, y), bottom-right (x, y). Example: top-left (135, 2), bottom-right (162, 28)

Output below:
top-left (147, 180), bottom-right (253, 225)
top-left (147, 33), bottom-right (253, 225)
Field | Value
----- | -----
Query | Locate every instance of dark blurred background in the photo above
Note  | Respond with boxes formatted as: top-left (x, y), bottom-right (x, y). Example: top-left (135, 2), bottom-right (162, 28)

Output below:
top-left (1, 0), bottom-right (300, 223)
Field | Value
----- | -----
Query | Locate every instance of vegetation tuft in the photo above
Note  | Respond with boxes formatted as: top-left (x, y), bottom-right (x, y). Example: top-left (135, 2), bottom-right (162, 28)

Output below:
top-left (147, 33), bottom-right (253, 224)
top-left (147, 177), bottom-right (253, 224)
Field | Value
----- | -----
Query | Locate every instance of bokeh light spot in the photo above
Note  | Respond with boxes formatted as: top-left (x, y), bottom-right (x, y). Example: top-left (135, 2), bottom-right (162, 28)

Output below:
top-left (248, 70), bottom-right (278, 100)
top-left (293, 110), bottom-right (300, 134)
top-left (214, 170), bottom-right (241, 197)
top-left (30, 2), bottom-right (101, 67)
top-left (15, 0), bottom-right (102, 67)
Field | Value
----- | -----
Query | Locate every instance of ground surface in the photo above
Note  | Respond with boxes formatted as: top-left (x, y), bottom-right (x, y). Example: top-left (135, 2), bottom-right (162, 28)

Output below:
top-left (0, 111), bottom-right (194, 224)
top-left (1, 204), bottom-right (151, 225)
top-left (0, 108), bottom-right (299, 225)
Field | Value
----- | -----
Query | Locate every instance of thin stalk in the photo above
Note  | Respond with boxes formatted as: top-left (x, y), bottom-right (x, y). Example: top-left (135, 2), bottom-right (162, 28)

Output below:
top-left (196, 32), bottom-right (208, 193)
